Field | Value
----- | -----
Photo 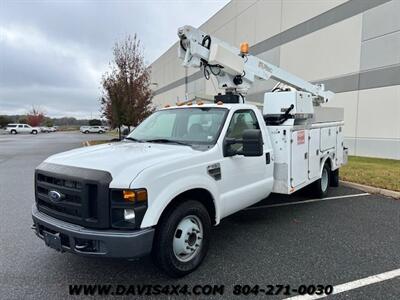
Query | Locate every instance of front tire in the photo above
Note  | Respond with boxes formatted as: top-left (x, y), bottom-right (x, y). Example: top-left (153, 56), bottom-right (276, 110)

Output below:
top-left (152, 200), bottom-right (211, 278)
top-left (31, 130), bottom-right (38, 135)
top-left (314, 163), bottom-right (330, 198)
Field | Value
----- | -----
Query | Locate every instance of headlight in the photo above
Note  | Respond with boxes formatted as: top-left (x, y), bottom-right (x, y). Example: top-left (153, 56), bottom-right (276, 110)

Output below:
top-left (110, 189), bottom-right (148, 229)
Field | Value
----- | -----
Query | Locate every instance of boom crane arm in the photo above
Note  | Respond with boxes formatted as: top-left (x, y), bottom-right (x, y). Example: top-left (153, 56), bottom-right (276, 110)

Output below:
top-left (177, 25), bottom-right (334, 104)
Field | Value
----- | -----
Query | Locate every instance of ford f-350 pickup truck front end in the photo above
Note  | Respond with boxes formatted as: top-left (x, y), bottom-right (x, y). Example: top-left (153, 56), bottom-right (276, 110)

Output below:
top-left (32, 163), bottom-right (154, 258)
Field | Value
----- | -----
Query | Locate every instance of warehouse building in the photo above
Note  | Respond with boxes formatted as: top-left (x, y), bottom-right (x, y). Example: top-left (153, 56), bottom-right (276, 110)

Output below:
top-left (150, 0), bottom-right (400, 159)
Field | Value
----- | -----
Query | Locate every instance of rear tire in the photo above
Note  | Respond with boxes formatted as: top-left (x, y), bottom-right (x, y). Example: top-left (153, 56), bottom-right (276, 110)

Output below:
top-left (11, 130), bottom-right (17, 134)
top-left (84, 130), bottom-right (89, 134)
top-left (330, 169), bottom-right (339, 187)
top-left (152, 200), bottom-right (211, 278)
top-left (314, 163), bottom-right (330, 198)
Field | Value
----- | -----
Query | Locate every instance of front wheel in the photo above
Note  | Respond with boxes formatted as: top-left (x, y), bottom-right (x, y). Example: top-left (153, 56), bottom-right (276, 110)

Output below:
top-left (152, 200), bottom-right (211, 278)
top-left (31, 130), bottom-right (38, 135)
top-left (313, 163), bottom-right (330, 198)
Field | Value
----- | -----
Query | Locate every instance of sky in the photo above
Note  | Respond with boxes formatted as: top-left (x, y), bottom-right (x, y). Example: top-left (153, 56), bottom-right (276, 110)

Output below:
top-left (0, 0), bottom-right (229, 119)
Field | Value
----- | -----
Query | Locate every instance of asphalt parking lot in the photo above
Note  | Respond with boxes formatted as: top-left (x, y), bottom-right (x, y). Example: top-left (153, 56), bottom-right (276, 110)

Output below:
top-left (0, 132), bottom-right (399, 299)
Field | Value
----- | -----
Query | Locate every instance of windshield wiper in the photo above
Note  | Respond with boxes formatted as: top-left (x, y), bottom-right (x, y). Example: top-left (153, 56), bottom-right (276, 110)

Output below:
top-left (124, 137), bottom-right (145, 143)
top-left (144, 138), bottom-right (191, 147)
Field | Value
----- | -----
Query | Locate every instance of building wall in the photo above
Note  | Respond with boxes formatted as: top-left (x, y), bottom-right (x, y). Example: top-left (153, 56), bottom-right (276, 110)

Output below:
top-left (150, 0), bottom-right (400, 159)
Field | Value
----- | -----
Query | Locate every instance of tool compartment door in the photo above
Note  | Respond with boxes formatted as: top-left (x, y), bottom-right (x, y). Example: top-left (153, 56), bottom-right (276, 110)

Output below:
top-left (291, 130), bottom-right (308, 188)
top-left (320, 127), bottom-right (336, 151)
top-left (308, 128), bottom-right (320, 179)
top-left (336, 125), bottom-right (344, 166)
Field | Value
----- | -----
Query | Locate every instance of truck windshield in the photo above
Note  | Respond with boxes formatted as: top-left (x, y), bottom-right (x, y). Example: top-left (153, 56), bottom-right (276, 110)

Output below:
top-left (127, 107), bottom-right (228, 146)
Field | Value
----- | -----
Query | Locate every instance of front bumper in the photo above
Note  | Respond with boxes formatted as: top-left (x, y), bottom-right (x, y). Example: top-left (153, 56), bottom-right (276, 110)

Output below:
top-left (32, 205), bottom-right (154, 258)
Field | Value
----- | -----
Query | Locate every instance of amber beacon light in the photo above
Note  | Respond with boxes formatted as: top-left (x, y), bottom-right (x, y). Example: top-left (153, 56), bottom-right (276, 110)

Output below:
top-left (240, 42), bottom-right (249, 55)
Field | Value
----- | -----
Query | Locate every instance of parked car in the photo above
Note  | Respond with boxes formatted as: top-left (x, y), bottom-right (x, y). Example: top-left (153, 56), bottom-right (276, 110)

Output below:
top-left (80, 126), bottom-right (106, 134)
top-left (40, 126), bottom-right (57, 133)
top-left (6, 124), bottom-right (40, 134)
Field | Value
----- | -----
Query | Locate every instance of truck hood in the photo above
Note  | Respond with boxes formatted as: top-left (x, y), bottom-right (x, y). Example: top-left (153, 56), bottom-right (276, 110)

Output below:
top-left (44, 141), bottom-right (196, 188)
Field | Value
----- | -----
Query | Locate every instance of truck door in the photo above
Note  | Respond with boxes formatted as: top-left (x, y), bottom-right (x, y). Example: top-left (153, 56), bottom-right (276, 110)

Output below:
top-left (219, 109), bottom-right (273, 217)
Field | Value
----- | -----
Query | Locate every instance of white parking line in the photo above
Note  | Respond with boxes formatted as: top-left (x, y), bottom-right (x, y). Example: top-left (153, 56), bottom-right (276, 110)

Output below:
top-left (245, 193), bottom-right (370, 210)
top-left (284, 268), bottom-right (400, 299)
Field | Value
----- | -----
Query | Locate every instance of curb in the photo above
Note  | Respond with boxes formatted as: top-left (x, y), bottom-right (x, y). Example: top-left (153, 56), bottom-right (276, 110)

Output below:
top-left (340, 180), bottom-right (400, 199)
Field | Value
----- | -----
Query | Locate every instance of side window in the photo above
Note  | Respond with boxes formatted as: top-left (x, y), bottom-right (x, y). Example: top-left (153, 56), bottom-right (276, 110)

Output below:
top-left (226, 110), bottom-right (259, 139)
top-left (225, 110), bottom-right (260, 151)
top-left (24, 125), bottom-right (29, 128)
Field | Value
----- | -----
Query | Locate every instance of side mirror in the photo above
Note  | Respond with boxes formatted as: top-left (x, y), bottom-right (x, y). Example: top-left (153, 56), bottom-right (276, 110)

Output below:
top-left (223, 129), bottom-right (263, 157)
top-left (242, 129), bottom-right (263, 156)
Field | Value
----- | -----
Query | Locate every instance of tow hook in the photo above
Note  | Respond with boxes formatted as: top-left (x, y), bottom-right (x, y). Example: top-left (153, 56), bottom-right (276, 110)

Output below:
top-left (75, 243), bottom-right (90, 251)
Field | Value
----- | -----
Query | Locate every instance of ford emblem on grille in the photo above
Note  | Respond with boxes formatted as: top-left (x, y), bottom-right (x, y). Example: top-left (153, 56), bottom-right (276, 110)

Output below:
top-left (48, 190), bottom-right (63, 202)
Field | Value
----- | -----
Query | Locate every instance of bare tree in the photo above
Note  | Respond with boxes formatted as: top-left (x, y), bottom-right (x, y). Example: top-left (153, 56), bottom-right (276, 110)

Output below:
top-left (101, 34), bottom-right (154, 139)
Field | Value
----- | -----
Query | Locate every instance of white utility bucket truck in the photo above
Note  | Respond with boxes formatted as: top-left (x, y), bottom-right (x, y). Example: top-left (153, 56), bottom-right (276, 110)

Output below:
top-left (32, 25), bottom-right (347, 277)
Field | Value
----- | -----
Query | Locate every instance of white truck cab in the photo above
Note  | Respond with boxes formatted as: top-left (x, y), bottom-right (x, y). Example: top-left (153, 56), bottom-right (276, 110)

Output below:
top-left (31, 25), bottom-right (347, 278)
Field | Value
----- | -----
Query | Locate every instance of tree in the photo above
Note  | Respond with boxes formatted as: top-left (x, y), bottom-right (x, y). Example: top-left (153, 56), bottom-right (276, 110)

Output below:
top-left (26, 106), bottom-right (45, 127)
top-left (0, 115), bottom-right (12, 128)
top-left (89, 119), bottom-right (102, 126)
top-left (44, 119), bottom-right (54, 127)
top-left (18, 116), bottom-right (28, 124)
top-left (101, 34), bottom-right (154, 139)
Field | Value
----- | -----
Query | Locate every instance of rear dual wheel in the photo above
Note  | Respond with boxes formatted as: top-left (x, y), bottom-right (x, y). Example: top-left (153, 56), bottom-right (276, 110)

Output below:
top-left (314, 163), bottom-right (330, 198)
top-left (152, 200), bottom-right (211, 278)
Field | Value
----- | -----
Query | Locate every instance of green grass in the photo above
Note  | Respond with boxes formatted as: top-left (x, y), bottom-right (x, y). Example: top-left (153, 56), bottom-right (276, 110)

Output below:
top-left (87, 140), bottom-right (112, 146)
top-left (340, 156), bottom-right (400, 191)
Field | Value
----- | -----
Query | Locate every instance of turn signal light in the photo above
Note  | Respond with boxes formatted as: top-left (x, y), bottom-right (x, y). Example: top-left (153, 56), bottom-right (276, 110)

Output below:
top-left (240, 42), bottom-right (249, 55)
top-left (197, 101), bottom-right (204, 105)
top-left (123, 190), bottom-right (135, 202)
top-left (136, 189), bottom-right (148, 202)
top-left (164, 104), bottom-right (171, 108)
top-left (122, 189), bottom-right (147, 202)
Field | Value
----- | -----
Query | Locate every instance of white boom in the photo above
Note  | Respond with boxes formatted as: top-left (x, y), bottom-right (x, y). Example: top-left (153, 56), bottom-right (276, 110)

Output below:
top-left (177, 25), bottom-right (334, 104)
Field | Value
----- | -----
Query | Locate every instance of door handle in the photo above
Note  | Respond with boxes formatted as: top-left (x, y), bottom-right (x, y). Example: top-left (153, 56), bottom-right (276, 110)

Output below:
top-left (265, 152), bottom-right (271, 164)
